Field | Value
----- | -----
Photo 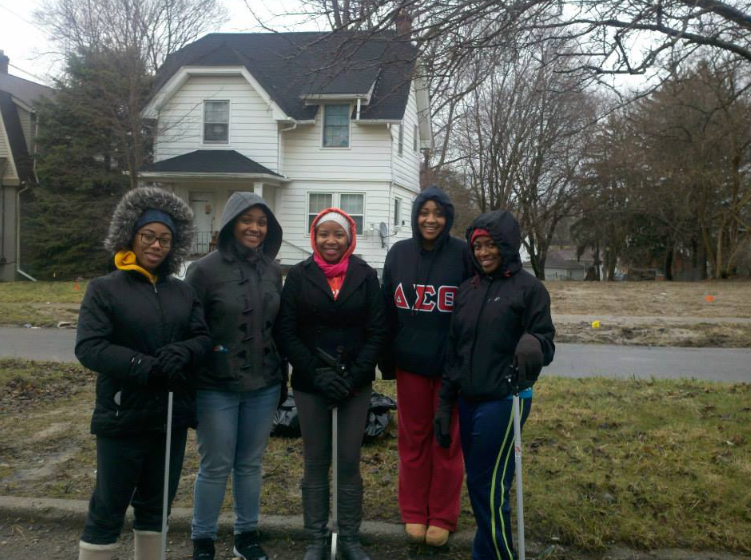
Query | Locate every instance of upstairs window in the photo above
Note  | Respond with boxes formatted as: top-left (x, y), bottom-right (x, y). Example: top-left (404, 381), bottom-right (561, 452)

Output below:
top-left (204, 100), bottom-right (229, 144)
top-left (394, 197), bottom-right (402, 227)
top-left (413, 124), bottom-right (419, 152)
top-left (323, 105), bottom-right (350, 148)
top-left (398, 124), bottom-right (404, 156)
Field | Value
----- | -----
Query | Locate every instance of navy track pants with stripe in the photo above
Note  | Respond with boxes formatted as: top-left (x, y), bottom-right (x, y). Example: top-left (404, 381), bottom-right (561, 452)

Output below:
top-left (459, 397), bottom-right (531, 560)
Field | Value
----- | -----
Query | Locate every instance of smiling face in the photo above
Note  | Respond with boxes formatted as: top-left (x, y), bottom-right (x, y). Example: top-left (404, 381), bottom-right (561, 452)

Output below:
top-left (315, 220), bottom-right (349, 263)
top-left (233, 206), bottom-right (268, 249)
top-left (417, 200), bottom-right (447, 249)
top-left (473, 235), bottom-right (502, 274)
top-left (132, 222), bottom-right (172, 272)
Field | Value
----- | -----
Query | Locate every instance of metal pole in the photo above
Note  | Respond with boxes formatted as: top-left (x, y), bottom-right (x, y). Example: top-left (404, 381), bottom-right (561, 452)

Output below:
top-left (513, 393), bottom-right (525, 560)
top-left (161, 391), bottom-right (174, 560)
top-left (330, 406), bottom-right (338, 560)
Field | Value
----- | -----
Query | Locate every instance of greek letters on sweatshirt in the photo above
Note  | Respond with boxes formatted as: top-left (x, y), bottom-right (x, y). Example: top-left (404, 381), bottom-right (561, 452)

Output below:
top-left (381, 187), bottom-right (474, 377)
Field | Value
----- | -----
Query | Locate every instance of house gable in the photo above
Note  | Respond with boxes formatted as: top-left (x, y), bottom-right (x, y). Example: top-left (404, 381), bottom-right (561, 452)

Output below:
top-left (0, 91), bottom-right (31, 185)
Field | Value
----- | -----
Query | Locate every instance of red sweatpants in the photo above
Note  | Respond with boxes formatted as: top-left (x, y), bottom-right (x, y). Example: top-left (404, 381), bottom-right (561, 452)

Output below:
top-left (396, 368), bottom-right (463, 531)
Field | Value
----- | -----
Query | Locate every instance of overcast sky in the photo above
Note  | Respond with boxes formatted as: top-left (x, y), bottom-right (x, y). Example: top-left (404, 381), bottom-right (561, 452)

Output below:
top-left (0, 0), bottom-right (323, 85)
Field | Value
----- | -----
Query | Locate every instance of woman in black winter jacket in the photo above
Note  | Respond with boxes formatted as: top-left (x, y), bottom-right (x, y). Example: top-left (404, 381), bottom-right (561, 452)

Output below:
top-left (435, 210), bottom-right (555, 560)
top-left (185, 192), bottom-right (284, 560)
top-left (276, 207), bottom-right (386, 560)
top-left (75, 187), bottom-right (212, 560)
top-left (380, 186), bottom-right (473, 546)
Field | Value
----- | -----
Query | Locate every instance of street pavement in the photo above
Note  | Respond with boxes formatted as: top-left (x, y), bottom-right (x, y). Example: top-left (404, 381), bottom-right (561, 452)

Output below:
top-left (1, 326), bottom-right (749, 381)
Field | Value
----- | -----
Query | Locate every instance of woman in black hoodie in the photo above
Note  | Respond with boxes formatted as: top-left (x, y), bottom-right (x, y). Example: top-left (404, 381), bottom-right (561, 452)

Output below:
top-left (75, 187), bottom-right (212, 560)
top-left (185, 192), bottom-right (284, 560)
top-left (435, 210), bottom-right (555, 560)
top-left (380, 186), bottom-right (473, 546)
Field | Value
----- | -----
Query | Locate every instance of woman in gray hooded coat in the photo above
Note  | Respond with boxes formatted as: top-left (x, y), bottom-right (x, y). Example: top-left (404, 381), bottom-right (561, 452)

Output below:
top-left (75, 186), bottom-right (212, 560)
top-left (185, 192), bottom-right (284, 560)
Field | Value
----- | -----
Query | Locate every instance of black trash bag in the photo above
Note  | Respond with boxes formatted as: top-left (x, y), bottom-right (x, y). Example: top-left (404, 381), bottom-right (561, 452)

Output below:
top-left (272, 389), bottom-right (301, 437)
top-left (363, 392), bottom-right (397, 442)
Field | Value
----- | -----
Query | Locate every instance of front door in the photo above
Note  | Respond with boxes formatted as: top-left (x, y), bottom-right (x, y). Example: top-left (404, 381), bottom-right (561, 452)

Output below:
top-left (189, 191), bottom-right (215, 254)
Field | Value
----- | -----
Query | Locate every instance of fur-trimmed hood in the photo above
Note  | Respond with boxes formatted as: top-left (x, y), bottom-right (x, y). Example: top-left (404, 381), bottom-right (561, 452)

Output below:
top-left (104, 187), bottom-right (194, 275)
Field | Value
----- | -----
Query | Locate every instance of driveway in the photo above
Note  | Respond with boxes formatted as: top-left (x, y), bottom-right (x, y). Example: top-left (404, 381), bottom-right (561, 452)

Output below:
top-left (1, 326), bottom-right (749, 382)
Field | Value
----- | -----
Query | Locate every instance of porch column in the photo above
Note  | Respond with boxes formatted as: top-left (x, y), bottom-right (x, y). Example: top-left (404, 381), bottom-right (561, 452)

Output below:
top-left (253, 182), bottom-right (264, 201)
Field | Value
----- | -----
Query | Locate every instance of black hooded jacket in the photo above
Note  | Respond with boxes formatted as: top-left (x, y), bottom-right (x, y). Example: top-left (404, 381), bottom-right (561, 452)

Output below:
top-left (441, 210), bottom-right (555, 402)
top-left (185, 192), bottom-right (285, 392)
top-left (380, 187), bottom-right (474, 378)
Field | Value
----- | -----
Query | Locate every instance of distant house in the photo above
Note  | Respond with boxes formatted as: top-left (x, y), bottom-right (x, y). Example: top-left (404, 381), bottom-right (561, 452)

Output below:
top-left (0, 50), bottom-right (52, 281)
top-left (524, 247), bottom-right (595, 281)
top-left (140, 32), bottom-right (432, 269)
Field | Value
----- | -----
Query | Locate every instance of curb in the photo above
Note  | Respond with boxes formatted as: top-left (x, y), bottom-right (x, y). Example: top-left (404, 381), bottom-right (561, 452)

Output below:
top-left (0, 495), bottom-right (477, 546)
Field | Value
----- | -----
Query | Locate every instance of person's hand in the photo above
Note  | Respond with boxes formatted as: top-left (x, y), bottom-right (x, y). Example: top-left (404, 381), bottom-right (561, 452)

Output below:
top-left (514, 333), bottom-right (543, 390)
top-left (433, 400), bottom-right (454, 449)
top-left (155, 345), bottom-right (191, 388)
top-left (314, 367), bottom-right (351, 404)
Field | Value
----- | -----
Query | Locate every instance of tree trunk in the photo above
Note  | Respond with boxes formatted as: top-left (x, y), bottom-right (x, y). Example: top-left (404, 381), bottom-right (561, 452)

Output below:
top-left (664, 245), bottom-right (674, 281)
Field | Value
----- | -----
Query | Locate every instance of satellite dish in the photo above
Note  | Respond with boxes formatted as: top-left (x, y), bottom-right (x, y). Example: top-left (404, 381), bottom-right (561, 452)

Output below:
top-left (378, 222), bottom-right (389, 248)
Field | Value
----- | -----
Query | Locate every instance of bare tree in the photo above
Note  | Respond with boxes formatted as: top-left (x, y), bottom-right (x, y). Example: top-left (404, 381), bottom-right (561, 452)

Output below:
top-left (34, 0), bottom-right (227, 187)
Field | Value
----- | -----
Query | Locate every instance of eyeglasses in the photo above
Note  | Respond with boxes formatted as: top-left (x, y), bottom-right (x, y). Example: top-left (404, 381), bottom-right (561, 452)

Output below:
top-left (139, 232), bottom-right (173, 248)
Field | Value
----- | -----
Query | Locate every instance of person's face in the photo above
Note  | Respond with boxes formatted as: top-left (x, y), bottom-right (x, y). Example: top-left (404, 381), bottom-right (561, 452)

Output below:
top-left (417, 200), bottom-right (446, 246)
top-left (473, 235), bottom-right (502, 274)
top-left (234, 206), bottom-right (268, 249)
top-left (315, 221), bottom-right (349, 263)
top-left (132, 222), bottom-right (172, 272)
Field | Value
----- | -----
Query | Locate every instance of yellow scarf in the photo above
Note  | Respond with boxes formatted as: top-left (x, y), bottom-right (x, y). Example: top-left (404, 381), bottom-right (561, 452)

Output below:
top-left (114, 250), bottom-right (157, 284)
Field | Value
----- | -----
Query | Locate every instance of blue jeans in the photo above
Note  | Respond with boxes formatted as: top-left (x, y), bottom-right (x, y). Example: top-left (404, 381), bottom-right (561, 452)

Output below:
top-left (459, 397), bottom-right (532, 560)
top-left (191, 384), bottom-right (280, 539)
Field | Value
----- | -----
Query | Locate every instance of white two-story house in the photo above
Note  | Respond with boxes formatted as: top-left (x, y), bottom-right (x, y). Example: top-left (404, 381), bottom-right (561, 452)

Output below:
top-left (141, 32), bottom-right (432, 269)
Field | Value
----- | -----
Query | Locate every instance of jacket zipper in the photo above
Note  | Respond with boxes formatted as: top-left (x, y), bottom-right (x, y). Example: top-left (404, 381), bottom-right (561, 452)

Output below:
top-left (467, 276), bottom-right (493, 393)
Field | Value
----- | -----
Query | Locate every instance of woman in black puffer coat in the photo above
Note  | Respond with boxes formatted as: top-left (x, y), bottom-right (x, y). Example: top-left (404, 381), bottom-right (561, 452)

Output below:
top-left (75, 187), bottom-right (212, 560)
top-left (276, 207), bottom-right (386, 560)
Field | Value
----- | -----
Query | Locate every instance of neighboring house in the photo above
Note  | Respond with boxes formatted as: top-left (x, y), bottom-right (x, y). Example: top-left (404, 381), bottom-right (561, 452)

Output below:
top-left (523, 247), bottom-right (595, 281)
top-left (141, 32), bottom-right (431, 269)
top-left (0, 50), bottom-right (51, 281)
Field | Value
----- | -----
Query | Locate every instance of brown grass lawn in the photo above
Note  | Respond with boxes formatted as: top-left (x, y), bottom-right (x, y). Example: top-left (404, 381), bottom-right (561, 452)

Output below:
top-left (1, 359), bottom-right (750, 554)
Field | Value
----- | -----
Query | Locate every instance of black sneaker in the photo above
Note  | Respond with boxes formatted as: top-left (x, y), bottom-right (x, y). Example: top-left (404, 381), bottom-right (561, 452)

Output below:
top-left (192, 538), bottom-right (215, 560)
top-left (234, 530), bottom-right (268, 560)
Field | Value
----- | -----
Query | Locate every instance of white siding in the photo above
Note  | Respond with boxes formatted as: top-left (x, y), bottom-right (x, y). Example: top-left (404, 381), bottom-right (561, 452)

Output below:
top-left (391, 83), bottom-right (421, 193)
top-left (17, 107), bottom-right (32, 153)
top-left (276, 179), bottom-right (397, 269)
top-left (0, 114), bottom-right (18, 184)
top-left (155, 75), bottom-right (279, 170)
top-left (281, 107), bottom-right (392, 181)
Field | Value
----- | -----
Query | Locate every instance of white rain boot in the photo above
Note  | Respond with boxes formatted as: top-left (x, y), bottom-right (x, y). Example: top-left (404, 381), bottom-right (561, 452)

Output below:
top-left (78, 540), bottom-right (118, 560)
top-left (133, 529), bottom-right (162, 560)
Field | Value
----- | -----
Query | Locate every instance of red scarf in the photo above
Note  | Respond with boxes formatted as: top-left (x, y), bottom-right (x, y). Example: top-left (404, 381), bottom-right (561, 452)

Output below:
top-left (310, 208), bottom-right (358, 299)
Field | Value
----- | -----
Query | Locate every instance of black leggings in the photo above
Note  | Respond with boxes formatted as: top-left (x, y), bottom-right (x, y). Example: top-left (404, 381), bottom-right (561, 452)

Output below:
top-left (81, 430), bottom-right (187, 545)
top-left (295, 386), bottom-right (371, 488)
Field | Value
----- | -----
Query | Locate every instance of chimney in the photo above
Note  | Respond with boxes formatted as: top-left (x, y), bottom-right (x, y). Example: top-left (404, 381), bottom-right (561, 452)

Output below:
top-left (0, 50), bottom-right (8, 74)
top-left (395, 10), bottom-right (413, 38)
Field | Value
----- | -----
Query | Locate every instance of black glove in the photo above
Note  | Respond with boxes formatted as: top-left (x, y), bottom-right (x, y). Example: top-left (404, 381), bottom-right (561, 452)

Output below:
top-left (314, 367), bottom-right (352, 404)
top-left (514, 333), bottom-right (543, 390)
top-left (155, 345), bottom-right (192, 388)
top-left (433, 400), bottom-right (454, 449)
top-left (130, 354), bottom-right (158, 386)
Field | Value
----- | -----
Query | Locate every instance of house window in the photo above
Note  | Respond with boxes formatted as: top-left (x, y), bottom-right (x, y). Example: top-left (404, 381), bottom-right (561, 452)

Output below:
top-left (307, 192), bottom-right (365, 235)
top-left (323, 105), bottom-right (350, 147)
top-left (398, 124), bottom-right (404, 156)
top-left (340, 193), bottom-right (364, 234)
top-left (413, 124), bottom-right (419, 152)
top-left (308, 192), bottom-right (333, 231)
top-left (394, 198), bottom-right (402, 227)
top-left (204, 100), bottom-right (229, 144)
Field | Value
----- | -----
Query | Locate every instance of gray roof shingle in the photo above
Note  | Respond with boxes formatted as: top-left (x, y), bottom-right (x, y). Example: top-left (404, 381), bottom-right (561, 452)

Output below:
top-left (140, 150), bottom-right (283, 177)
top-left (153, 32), bottom-right (417, 121)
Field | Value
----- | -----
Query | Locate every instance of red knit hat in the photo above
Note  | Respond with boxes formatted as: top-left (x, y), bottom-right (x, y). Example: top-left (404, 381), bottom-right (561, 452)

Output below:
top-left (470, 228), bottom-right (491, 245)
